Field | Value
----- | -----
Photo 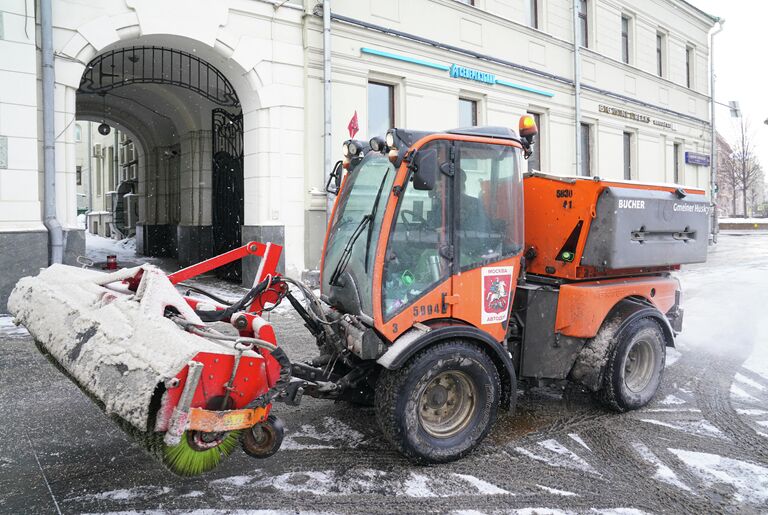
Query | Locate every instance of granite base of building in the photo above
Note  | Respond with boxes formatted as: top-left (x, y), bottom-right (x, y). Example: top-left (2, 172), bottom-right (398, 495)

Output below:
top-left (63, 228), bottom-right (86, 265)
top-left (177, 225), bottom-right (214, 268)
top-left (0, 230), bottom-right (48, 313)
top-left (241, 225), bottom-right (285, 286)
top-left (136, 224), bottom-right (178, 257)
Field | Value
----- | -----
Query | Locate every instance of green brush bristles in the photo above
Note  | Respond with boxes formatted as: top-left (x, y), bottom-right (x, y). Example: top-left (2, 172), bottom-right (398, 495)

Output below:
top-left (162, 431), bottom-right (241, 476)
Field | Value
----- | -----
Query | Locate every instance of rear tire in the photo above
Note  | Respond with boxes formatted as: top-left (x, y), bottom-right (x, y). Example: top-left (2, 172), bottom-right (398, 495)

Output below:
top-left (598, 318), bottom-right (666, 412)
top-left (375, 340), bottom-right (500, 464)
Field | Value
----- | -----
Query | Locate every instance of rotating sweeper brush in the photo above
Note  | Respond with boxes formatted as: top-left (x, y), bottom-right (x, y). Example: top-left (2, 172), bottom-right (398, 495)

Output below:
top-left (8, 241), bottom-right (294, 476)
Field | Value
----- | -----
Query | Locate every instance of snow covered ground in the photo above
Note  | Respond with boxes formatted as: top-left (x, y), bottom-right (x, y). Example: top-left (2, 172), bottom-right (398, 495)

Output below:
top-left (1, 233), bottom-right (767, 514)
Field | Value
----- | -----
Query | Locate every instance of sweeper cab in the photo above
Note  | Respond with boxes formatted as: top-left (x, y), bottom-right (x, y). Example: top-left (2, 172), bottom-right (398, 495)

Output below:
top-left (9, 115), bottom-right (710, 473)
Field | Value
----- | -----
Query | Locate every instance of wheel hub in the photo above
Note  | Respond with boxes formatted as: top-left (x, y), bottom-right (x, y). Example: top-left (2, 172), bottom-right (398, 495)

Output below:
top-left (624, 338), bottom-right (655, 393)
top-left (418, 371), bottom-right (477, 438)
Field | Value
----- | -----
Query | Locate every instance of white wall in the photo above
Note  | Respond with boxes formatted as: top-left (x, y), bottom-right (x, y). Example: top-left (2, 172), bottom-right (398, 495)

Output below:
top-left (0, 0), bottom-right (42, 231)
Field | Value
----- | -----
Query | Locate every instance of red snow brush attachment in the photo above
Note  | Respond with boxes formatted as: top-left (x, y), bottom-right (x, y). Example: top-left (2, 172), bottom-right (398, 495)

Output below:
top-left (8, 241), bottom-right (292, 477)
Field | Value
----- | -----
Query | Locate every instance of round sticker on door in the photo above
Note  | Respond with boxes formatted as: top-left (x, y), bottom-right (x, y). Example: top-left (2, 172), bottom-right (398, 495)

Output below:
top-left (481, 266), bottom-right (514, 324)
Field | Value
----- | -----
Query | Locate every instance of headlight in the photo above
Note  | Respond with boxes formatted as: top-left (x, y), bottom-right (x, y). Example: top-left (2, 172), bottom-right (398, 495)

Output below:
top-left (369, 136), bottom-right (387, 153)
top-left (348, 141), bottom-right (360, 156)
top-left (342, 142), bottom-right (350, 157)
top-left (385, 131), bottom-right (395, 148)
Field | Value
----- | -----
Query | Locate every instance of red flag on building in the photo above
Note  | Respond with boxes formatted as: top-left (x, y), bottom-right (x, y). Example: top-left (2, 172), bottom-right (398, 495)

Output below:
top-left (347, 111), bottom-right (359, 138)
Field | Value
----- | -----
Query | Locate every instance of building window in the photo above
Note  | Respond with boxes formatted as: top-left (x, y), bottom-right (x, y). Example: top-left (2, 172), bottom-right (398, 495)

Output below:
top-left (529, 0), bottom-right (539, 29)
top-left (75, 124), bottom-right (82, 142)
top-left (368, 81), bottom-right (394, 138)
top-left (578, 0), bottom-right (589, 48)
top-left (459, 98), bottom-right (478, 127)
top-left (621, 15), bottom-right (631, 64)
top-left (623, 132), bottom-right (633, 180)
top-left (673, 142), bottom-right (681, 183)
top-left (76, 165), bottom-right (82, 186)
top-left (656, 32), bottom-right (666, 77)
top-left (580, 123), bottom-right (591, 176)
top-left (527, 111), bottom-right (542, 171)
top-left (686, 45), bottom-right (694, 88)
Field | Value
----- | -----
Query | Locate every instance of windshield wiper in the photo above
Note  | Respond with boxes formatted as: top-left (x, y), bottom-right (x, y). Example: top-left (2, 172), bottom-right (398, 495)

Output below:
top-left (329, 214), bottom-right (371, 287)
top-left (329, 169), bottom-right (390, 287)
top-left (364, 171), bottom-right (391, 271)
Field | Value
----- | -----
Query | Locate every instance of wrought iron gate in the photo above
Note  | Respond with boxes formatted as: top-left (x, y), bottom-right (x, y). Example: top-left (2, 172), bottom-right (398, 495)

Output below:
top-left (212, 108), bottom-right (244, 281)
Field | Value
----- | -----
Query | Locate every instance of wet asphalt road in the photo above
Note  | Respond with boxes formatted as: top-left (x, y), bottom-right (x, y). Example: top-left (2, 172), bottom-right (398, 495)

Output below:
top-left (1, 233), bottom-right (767, 514)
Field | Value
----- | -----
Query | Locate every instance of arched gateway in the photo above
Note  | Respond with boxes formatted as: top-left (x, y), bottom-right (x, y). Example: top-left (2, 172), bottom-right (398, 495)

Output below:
top-left (76, 45), bottom-right (245, 279)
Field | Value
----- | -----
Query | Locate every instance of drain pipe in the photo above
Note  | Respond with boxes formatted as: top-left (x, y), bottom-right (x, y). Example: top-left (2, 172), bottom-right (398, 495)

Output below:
top-left (323, 0), bottom-right (333, 220)
top-left (41, 0), bottom-right (64, 264)
top-left (87, 123), bottom-right (93, 214)
top-left (709, 18), bottom-right (724, 244)
top-left (572, 0), bottom-right (582, 177)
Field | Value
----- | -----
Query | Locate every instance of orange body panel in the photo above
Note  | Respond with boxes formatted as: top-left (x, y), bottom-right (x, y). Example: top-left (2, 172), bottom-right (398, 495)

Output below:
top-left (187, 405), bottom-right (270, 432)
top-left (555, 275), bottom-right (678, 338)
top-left (524, 175), bottom-right (704, 280)
top-left (451, 256), bottom-right (522, 343)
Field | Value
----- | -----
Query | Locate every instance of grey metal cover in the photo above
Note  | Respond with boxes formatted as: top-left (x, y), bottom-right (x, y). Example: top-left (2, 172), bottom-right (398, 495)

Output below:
top-left (581, 187), bottom-right (709, 269)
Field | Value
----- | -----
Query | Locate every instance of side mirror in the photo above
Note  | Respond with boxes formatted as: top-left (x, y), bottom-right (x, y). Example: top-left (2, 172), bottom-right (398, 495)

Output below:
top-left (326, 160), bottom-right (344, 195)
top-left (411, 148), bottom-right (438, 190)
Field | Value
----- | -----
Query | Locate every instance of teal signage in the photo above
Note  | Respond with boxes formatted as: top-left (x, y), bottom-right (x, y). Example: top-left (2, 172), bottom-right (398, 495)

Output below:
top-left (449, 64), bottom-right (496, 85)
top-left (360, 47), bottom-right (554, 98)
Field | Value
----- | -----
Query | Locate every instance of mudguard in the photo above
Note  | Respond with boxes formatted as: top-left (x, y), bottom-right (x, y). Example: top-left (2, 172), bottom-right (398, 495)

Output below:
top-left (568, 298), bottom-right (674, 392)
top-left (377, 324), bottom-right (517, 410)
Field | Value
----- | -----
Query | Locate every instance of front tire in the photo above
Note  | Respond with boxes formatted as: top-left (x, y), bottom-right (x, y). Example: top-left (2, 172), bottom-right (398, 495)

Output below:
top-left (599, 318), bottom-right (666, 412)
top-left (375, 340), bottom-right (500, 464)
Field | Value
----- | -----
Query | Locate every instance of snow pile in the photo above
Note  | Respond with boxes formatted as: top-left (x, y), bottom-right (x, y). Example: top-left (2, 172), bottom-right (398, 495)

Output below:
top-left (281, 416), bottom-right (365, 450)
top-left (515, 438), bottom-right (599, 475)
top-left (85, 232), bottom-right (150, 264)
top-left (670, 448), bottom-right (768, 504)
top-left (210, 467), bottom-right (512, 498)
top-left (640, 419), bottom-right (726, 439)
top-left (676, 235), bottom-right (768, 371)
top-left (630, 441), bottom-right (691, 492)
top-left (0, 315), bottom-right (29, 339)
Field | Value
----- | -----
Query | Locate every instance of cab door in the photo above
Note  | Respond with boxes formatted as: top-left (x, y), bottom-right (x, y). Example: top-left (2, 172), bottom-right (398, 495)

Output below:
top-left (378, 139), bottom-right (455, 339)
top-left (451, 140), bottom-right (524, 342)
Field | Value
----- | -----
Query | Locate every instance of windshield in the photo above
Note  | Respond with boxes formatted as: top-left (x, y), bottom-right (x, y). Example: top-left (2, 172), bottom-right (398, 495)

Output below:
top-left (322, 154), bottom-right (397, 315)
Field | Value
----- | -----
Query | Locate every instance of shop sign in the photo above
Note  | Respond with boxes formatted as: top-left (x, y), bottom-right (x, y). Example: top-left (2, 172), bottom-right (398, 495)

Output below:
top-left (360, 47), bottom-right (555, 97)
top-left (598, 104), bottom-right (673, 130)
top-left (685, 152), bottom-right (710, 166)
top-left (449, 64), bottom-right (496, 85)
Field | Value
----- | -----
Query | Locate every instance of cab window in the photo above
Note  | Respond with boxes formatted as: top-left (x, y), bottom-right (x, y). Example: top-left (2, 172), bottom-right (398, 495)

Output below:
top-left (383, 140), bottom-right (452, 319)
top-left (457, 141), bottom-right (523, 269)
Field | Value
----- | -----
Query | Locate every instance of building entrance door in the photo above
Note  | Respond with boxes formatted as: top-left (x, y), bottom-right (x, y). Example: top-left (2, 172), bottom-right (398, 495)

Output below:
top-left (212, 108), bottom-right (244, 281)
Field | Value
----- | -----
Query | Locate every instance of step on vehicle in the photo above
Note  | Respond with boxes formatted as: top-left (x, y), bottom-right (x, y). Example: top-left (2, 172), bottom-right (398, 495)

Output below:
top-left (9, 116), bottom-right (709, 474)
